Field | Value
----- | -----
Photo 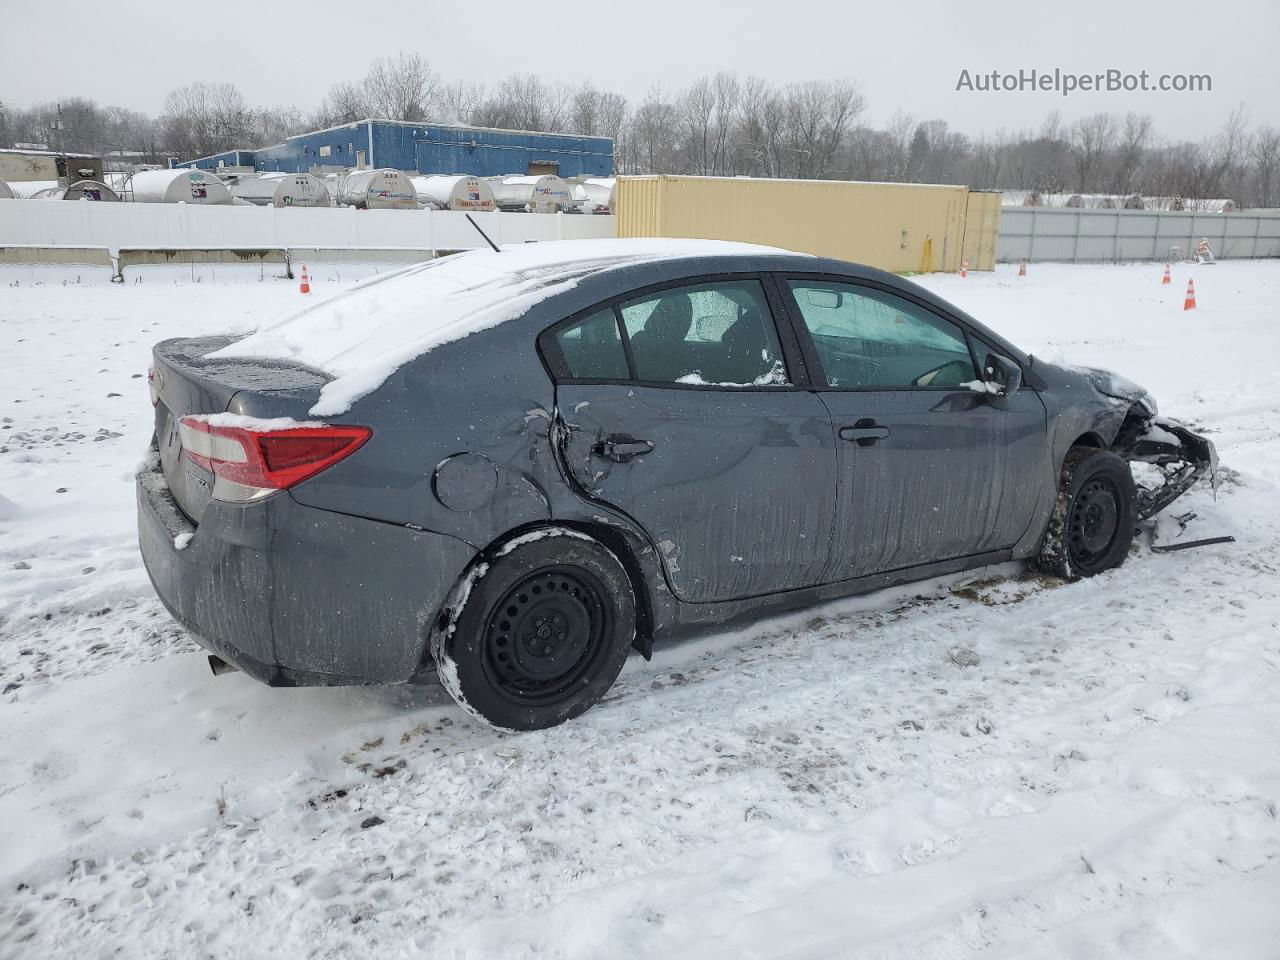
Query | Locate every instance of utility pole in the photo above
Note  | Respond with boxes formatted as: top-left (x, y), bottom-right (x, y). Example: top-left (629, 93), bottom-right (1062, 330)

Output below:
top-left (50, 102), bottom-right (66, 181)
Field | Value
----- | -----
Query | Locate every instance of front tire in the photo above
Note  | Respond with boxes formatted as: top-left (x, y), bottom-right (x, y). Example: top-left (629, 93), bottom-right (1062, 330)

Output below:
top-left (433, 531), bottom-right (635, 731)
top-left (1036, 448), bottom-right (1137, 579)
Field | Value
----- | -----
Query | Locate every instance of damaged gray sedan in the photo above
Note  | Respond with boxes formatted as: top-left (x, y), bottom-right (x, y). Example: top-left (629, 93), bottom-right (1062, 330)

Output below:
top-left (136, 240), bottom-right (1214, 730)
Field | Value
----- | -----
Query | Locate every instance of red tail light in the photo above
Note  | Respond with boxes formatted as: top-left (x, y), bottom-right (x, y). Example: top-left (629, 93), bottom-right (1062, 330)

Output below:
top-left (147, 367), bottom-right (159, 406)
top-left (179, 416), bottom-right (371, 503)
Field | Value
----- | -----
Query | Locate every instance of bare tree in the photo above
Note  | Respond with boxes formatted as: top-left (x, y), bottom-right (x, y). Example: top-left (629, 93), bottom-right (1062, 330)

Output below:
top-left (161, 82), bottom-right (254, 160)
top-left (363, 52), bottom-right (439, 121)
top-left (737, 76), bottom-right (784, 177)
top-left (255, 106), bottom-right (305, 146)
top-left (314, 81), bottom-right (369, 127)
top-left (709, 73), bottom-right (740, 174)
top-left (438, 81), bottom-right (485, 126)
top-left (471, 74), bottom-right (571, 132)
top-left (1207, 105), bottom-right (1250, 200)
top-left (779, 80), bottom-right (863, 179)
top-left (678, 77), bottom-right (718, 174)
top-left (1070, 113), bottom-right (1117, 192)
top-left (1251, 126), bottom-right (1280, 207)
top-left (880, 111), bottom-right (915, 181)
top-left (1108, 113), bottom-right (1153, 195)
top-left (623, 87), bottom-right (678, 174)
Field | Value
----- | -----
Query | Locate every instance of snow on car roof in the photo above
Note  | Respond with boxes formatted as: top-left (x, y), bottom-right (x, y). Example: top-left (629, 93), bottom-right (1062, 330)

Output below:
top-left (209, 238), bottom-right (803, 415)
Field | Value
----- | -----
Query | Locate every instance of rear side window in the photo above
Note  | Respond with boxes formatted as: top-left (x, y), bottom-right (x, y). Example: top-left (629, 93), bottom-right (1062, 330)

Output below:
top-left (554, 308), bottom-right (629, 380)
top-left (786, 280), bottom-right (976, 389)
top-left (618, 280), bottom-right (789, 386)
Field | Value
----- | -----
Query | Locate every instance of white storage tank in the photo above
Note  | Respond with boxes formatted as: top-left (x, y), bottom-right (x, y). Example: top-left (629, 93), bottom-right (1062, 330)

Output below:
top-left (0, 177), bottom-right (13, 199)
top-left (230, 172), bottom-right (330, 208)
top-left (337, 168), bottom-right (417, 209)
top-left (573, 177), bottom-right (615, 214)
top-left (410, 175), bottom-right (496, 211)
top-left (9, 180), bottom-right (61, 198)
top-left (128, 169), bottom-right (232, 204)
top-left (8, 179), bottom-right (120, 201)
top-left (492, 175), bottom-right (573, 213)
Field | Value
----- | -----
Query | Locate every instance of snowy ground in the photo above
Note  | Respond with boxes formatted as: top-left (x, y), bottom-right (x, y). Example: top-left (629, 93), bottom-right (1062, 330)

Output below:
top-left (1, 258), bottom-right (1278, 959)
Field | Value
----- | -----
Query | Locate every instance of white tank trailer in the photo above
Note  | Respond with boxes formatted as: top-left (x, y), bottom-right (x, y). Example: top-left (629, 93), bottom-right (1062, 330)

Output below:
top-left (491, 175), bottom-right (573, 213)
top-left (8, 179), bottom-right (120, 201)
top-left (229, 172), bottom-right (331, 208)
top-left (0, 177), bottom-right (17, 199)
top-left (337, 169), bottom-right (417, 210)
top-left (128, 169), bottom-right (232, 204)
top-left (573, 177), bottom-right (616, 214)
top-left (410, 175), bottom-right (496, 212)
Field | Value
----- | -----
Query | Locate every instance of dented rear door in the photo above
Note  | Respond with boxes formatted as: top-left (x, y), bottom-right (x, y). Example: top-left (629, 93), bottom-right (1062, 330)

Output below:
top-left (556, 384), bottom-right (837, 603)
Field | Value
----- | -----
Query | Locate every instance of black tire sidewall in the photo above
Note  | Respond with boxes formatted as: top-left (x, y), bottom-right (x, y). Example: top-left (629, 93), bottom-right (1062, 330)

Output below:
top-left (441, 534), bottom-right (635, 731)
top-left (1052, 449), bottom-right (1137, 578)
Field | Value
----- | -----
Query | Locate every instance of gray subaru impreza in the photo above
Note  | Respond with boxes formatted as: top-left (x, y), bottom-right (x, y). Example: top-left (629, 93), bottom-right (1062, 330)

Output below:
top-left (137, 239), bottom-right (1213, 730)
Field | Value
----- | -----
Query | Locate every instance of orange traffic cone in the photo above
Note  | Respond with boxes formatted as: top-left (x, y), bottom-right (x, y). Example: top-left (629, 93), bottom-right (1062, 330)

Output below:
top-left (960, 258), bottom-right (969, 278)
top-left (1183, 278), bottom-right (1196, 311)
top-left (299, 264), bottom-right (311, 295)
top-left (1018, 260), bottom-right (1027, 277)
top-left (1161, 263), bottom-right (1171, 285)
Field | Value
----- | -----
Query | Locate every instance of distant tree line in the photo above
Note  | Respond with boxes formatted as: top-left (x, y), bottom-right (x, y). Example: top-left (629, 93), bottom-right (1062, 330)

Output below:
top-left (3, 52), bottom-right (1278, 206)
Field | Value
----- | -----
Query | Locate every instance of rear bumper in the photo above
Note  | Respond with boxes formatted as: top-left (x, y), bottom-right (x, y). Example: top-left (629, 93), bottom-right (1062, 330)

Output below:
top-left (137, 461), bottom-right (476, 686)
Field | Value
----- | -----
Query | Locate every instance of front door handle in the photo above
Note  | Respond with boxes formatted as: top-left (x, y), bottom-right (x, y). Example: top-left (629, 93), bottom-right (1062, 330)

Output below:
top-left (593, 435), bottom-right (654, 463)
top-left (839, 419), bottom-right (891, 447)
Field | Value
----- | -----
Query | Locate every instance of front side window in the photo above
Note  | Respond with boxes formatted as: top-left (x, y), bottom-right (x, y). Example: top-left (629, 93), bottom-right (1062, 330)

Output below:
top-left (786, 280), bottom-right (976, 389)
top-left (554, 308), bottom-right (629, 380)
top-left (618, 280), bottom-right (789, 386)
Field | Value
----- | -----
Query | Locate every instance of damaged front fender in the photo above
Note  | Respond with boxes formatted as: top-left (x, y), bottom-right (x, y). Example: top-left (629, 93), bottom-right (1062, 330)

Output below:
top-left (1112, 412), bottom-right (1217, 520)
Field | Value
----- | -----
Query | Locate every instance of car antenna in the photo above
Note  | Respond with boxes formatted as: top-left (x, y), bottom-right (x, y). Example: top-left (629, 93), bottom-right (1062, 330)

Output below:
top-left (465, 214), bottom-right (502, 253)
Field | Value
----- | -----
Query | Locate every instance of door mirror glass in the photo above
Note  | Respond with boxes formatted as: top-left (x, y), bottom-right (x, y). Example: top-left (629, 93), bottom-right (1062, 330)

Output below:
top-left (983, 353), bottom-right (1022, 396)
top-left (803, 288), bottom-right (843, 310)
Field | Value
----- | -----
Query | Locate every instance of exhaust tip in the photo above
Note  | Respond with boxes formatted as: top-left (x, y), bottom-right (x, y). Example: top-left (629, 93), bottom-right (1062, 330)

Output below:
top-left (208, 654), bottom-right (240, 677)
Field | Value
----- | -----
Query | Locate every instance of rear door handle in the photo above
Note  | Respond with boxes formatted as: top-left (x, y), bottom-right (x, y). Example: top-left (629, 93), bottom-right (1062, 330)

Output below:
top-left (593, 435), bottom-right (654, 463)
top-left (839, 419), bottom-right (890, 447)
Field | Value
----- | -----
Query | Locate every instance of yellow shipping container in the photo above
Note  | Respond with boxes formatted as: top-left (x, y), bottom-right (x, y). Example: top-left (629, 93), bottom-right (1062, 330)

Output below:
top-left (616, 175), bottom-right (1000, 273)
top-left (961, 190), bottom-right (1002, 271)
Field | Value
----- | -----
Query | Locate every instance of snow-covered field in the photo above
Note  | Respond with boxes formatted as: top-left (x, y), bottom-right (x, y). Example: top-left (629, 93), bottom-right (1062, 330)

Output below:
top-left (2, 258), bottom-right (1278, 959)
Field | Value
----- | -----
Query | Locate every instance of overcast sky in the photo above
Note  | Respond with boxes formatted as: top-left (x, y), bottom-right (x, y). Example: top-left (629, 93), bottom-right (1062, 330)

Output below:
top-left (2, 0), bottom-right (1276, 140)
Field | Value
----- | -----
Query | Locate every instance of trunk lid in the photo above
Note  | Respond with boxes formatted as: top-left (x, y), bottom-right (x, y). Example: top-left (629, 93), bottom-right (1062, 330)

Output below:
top-left (151, 336), bottom-right (329, 524)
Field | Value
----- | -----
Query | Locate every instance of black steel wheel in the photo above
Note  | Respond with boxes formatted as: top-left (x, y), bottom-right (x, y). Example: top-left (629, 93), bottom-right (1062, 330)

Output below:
top-left (1036, 447), bottom-right (1137, 579)
top-left (482, 567), bottom-right (613, 706)
top-left (434, 531), bottom-right (636, 731)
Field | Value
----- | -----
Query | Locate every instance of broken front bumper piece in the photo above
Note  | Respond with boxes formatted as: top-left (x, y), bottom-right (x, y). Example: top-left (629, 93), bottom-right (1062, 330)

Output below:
top-left (1113, 415), bottom-right (1217, 520)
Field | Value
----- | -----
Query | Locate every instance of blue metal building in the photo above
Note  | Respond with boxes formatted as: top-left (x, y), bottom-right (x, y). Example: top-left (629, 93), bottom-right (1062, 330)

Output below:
top-left (178, 120), bottom-right (614, 178)
top-left (173, 149), bottom-right (258, 171)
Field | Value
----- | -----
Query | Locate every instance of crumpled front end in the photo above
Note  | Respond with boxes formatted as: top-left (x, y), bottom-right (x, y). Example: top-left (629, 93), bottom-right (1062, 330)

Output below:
top-left (1112, 413), bottom-right (1217, 519)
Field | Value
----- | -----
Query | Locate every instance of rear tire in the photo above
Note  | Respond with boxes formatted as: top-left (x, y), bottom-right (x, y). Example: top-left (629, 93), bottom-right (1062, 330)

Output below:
top-left (1035, 448), bottom-right (1136, 580)
top-left (433, 531), bottom-right (635, 731)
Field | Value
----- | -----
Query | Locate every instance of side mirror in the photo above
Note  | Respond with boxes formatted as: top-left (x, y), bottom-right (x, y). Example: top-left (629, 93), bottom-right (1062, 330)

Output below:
top-left (984, 353), bottom-right (1022, 396)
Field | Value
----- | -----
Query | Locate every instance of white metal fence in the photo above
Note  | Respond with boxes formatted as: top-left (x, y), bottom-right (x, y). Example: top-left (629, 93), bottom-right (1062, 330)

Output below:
top-left (997, 207), bottom-right (1280, 263)
top-left (0, 199), bottom-right (616, 267)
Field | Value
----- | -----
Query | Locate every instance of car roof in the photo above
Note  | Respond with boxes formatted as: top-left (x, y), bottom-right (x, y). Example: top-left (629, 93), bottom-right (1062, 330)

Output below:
top-left (209, 239), bottom-right (1024, 416)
